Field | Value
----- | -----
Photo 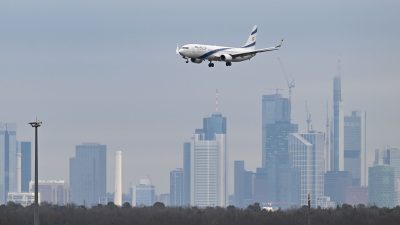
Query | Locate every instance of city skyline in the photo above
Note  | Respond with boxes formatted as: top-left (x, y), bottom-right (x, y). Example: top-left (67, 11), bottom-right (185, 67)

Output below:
top-left (1, 0), bottom-right (399, 195)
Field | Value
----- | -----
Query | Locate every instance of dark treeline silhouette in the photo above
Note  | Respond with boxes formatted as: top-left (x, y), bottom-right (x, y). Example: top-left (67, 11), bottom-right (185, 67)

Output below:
top-left (1, 202), bottom-right (400, 225)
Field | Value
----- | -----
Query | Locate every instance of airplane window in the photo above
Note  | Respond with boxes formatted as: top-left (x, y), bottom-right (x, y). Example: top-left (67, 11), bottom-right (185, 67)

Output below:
top-left (182, 47), bottom-right (189, 49)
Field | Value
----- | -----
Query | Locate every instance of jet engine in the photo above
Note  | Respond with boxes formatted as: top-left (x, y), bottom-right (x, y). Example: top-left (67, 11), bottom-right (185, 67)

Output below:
top-left (190, 58), bottom-right (202, 64)
top-left (220, 54), bottom-right (233, 62)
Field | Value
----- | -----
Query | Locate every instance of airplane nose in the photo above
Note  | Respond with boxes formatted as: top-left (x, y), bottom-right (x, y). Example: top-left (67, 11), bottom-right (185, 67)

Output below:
top-left (178, 49), bottom-right (184, 55)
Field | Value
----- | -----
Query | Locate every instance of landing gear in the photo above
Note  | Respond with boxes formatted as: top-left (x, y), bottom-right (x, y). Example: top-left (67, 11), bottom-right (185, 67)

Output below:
top-left (185, 59), bottom-right (189, 63)
top-left (226, 62), bottom-right (232, 66)
top-left (208, 62), bottom-right (215, 67)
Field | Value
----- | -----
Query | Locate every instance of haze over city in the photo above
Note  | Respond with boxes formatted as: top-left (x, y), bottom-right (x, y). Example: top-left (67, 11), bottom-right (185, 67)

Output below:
top-left (1, 0), bottom-right (399, 197)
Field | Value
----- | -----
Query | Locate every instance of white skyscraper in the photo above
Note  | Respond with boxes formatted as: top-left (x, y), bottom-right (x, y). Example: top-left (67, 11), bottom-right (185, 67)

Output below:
top-left (289, 132), bottom-right (335, 208)
top-left (191, 112), bottom-right (227, 207)
top-left (114, 151), bottom-right (122, 206)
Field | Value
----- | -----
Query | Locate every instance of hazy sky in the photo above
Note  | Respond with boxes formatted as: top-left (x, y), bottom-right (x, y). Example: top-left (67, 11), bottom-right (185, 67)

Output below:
top-left (1, 0), bottom-right (399, 194)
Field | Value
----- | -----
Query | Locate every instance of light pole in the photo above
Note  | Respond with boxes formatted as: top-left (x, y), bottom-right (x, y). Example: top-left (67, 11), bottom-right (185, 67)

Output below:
top-left (29, 120), bottom-right (42, 225)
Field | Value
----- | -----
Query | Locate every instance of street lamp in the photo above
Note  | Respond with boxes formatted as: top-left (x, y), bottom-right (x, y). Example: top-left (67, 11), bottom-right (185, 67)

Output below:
top-left (29, 120), bottom-right (42, 225)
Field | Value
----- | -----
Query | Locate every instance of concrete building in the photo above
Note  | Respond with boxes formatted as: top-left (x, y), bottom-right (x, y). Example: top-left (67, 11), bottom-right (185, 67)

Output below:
top-left (131, 178), bottom-right (155, 207)
top-left (7, 192), bottom-right (37, 207)
top-left (368, 165), bottom-right (395, 208)
top-left (170, 168), bottom-right (184, 206)
top-left (233, 160), bottom-right (254, 208)
top-left (29, 180), bottom-right (69, 205)
top-left (191, 112), bottom-right (227, 207)
top-left (332, 76), bottom-right (344, 171)
top-left (0, 123), bottom-right (17, 204)
top-left (69, 143), bottom-right (107, 206)
top-left (344, 111), bottom-right (367, 186)
top-left (114, 151), bottom-right (122, 206)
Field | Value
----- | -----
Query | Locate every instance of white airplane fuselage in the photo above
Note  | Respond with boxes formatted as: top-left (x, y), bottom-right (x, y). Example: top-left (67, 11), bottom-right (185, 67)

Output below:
top-left (178, 44), bottom-right (255, 63)
top-left (176, 25), bottom-right (283, 67)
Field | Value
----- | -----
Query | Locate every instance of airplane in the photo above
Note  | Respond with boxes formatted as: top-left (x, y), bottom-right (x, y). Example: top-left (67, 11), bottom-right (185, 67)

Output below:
top-left (176, 25), bottom-right (283, 67)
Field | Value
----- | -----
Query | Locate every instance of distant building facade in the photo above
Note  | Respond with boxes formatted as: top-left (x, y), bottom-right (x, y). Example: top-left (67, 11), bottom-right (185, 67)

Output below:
top-left (332, 76), bottom-right (344, 171)
top-left (368, 165), bottom-right (395, 208)
top-left (191, 112), bottom-right (227, 207)
top-left (170, 168), bottom-right (184, 206)
top-left (344, 111), bottom-right (367, 186)
top-left (69, 143), bottom-right (107, 206)
top-left (19, 142), bottom-right (31, 193)
top-left (289, 132), bottom-right (334, 208)
top-left (233, 160), bottom-right (254, 208)
top-left (7, 192), bottom-right (36, 207)
top-left (30, 180), bottom-right (69, 205)
top-left (0, 123), bottom-right (17, 204)
top-left (324, 171), bottom-right (352, 205)
top-left (131, 178), bottom-right (155, 207)
top-left (183, 142), bottom-right (191, 206)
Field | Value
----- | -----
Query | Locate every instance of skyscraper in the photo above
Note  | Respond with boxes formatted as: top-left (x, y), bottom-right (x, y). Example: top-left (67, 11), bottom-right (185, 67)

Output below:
top-left (233, 160), bottom-right (254, 208)
top-left (0, 123), bottom-right (17, 204)
top-left (368, 165), bottom-right (395, 208)
top-left (262, 93), bottom-right (299, 208)
top-left (332, 76), bottom-right (344, 171)
top-left (191, 112), bottom-right (227, 207)
top-left (289, 132), bottom-right (334, 207)
top-left (183, 142), bottom-right (191, 206)
top-left (261, 94), bottom-right (291, 168)
top-left (20, 142), bottom-right (31, 193)
top-left (131, 178), bottom-right (155, 207)
top-left (170, 168), bottom-right (184, 206)
top-left (69, 143), bottom-right (107, 206)
top-left (374, 147), bottom-right (400, 205)
top-left (344, 111), bottom-right (367, 186)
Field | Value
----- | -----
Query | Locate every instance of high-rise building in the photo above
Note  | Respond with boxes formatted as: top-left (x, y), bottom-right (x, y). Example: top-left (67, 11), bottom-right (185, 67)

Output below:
top-left (131, 178), bottom-right (155, 207)
top-left (289, 132), bottom-right (334, 208)
top-left (261, 93), bottom-right (299, 208)
top-left (114, 151), bottom-right (122, 206)
top-left (265, 122), bottom-right (299, 208)
top-left (332, 76), bottom-right (344, 171)
top-left (374, 147), bottom-right (400, 205)
top-left (29, 180), bottom-right (69, 205)
top-left (233, 160), bottom-right (254, 208)
top-left (253, 167), bottom-right (268, 204)
top-left (261, 94), bottom-right (291, 168)
top-left (368, 165), bottom-right (395, 208)
top-left (344, 111), bottom-right (367, 186)
top-left (69, 143), bottom-right (107, 206)
top-left (170, 168), bottom-right (184, 206)
top-left (324, 171), bottom-right (352, 205)
top-left (191, 112), bottom-right (227, 207)
top-left (0, 123), bottom-right (17, 204)
top-left (183, 142), bottom-right (191, 206)
top-left (20, 142), bottom-right (31, 193)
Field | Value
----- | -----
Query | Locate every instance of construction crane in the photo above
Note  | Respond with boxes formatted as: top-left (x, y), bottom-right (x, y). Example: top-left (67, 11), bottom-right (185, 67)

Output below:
top-left (305, 101), bottom-right (312, 132)
top-left (277, 57), bottom-right (295, 102)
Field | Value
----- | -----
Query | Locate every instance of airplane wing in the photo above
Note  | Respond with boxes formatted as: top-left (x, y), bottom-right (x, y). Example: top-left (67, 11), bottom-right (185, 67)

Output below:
top-left (231, 39), bottom-right (283, 58)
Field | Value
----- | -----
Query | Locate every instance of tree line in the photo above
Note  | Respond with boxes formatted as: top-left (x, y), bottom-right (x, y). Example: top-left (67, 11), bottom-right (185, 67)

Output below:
top-left (1, 202), bottom-right (400, 225)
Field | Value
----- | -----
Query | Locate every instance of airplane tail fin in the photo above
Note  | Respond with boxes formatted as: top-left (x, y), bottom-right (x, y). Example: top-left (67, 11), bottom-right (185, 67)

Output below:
top-left (242, 25), bottom-right (257, 49)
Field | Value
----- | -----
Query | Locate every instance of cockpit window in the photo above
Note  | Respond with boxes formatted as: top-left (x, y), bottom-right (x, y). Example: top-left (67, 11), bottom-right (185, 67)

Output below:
top-left (182, 47), bottom-right (189, 49)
